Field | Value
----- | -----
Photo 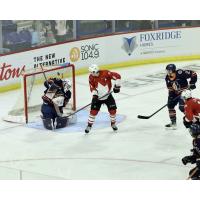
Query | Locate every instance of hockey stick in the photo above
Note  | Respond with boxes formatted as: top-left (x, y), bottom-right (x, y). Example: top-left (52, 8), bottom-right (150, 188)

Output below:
top-left (137, 95), bottom-right (181, 119)
top-left (39, 65), bottom-right (50, 85)
top-left (186, 167), bottom-right (198, 180)
top-left (66, 91), bottom-right (113, 118)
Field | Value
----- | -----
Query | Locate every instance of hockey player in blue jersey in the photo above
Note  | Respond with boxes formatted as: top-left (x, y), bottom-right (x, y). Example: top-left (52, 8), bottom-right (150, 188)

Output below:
top-left (165, 64), bottom-right (197, 129)
top-left (182, 123), bottom-right (200, 180)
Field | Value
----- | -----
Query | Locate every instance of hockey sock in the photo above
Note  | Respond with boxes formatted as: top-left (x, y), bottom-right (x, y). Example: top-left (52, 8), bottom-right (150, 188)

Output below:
top-left (109, 109), bottom-right (116, 125)
top-left (88, 110), bottom-right (98, 126)
top-left (168, 108), bottom-right (176, 123)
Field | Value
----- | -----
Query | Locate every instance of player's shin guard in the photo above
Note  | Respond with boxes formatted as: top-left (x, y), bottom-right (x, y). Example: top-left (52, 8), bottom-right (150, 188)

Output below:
top-left (165, 108), bottom-right (176, 128)
top-left (109, 109), bottom-right (118, 131)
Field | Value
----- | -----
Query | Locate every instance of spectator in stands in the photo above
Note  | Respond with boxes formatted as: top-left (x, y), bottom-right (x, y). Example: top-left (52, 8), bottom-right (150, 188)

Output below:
top-left (54, 20), bottom-right (69, 43)
top-left (43, 21), bottom-right (56, 44)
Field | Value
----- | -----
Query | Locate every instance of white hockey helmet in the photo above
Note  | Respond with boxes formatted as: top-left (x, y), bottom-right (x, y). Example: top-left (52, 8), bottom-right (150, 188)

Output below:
top-left (89, 64), bottom-right (99, 76)
top-left (181, 89), bottom-right (192, 100)
top-left (63, 79), bottom-right (72, 92)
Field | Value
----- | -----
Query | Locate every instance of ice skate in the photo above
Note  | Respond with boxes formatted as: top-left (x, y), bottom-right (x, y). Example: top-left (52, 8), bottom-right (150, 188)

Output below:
top-left (111, 123), bottom-right (118, 131)
top-left (165, 122), bottom-right (177, 130)
top-left (85, 125), bottom-right (92, 134)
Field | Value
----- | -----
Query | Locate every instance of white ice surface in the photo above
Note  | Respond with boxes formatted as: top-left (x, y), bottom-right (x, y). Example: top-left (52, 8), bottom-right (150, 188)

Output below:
top-left (0, 60), bottom-right (199, 180)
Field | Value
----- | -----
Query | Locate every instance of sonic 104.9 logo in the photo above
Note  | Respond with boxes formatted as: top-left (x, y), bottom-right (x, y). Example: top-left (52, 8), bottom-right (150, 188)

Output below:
top-left (70, 47), bottom-right (80, 62)
top-left (69, 44), bottom-right (100, 62)
top-left (81, 44), bottom-right (100, 60)
top-left (122, 36), bottom-right (138, 56)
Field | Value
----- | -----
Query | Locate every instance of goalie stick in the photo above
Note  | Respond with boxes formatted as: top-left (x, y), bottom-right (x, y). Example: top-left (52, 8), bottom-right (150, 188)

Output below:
top-left (137, 95), bottom-right (181, 119)
top-left (186, 167), bottom-right (198, 180)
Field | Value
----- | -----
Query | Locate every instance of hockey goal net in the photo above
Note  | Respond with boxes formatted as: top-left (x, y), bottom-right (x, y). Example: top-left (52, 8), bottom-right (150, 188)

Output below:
top-left (3, 64), bottom-right (76, 123)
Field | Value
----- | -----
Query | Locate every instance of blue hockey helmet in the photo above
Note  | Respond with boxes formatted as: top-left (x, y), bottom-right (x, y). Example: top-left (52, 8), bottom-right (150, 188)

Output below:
top-left (166, 64), bottom-right (176, 73)
top-left (189, 123), bottom-right (200, 138)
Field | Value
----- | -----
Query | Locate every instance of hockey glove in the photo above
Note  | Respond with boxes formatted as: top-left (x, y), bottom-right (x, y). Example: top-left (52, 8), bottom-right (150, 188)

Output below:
top-left (189, 84), bottom-right (196, 90)
top-left (182, 155), bottom-right (196, 165)
top-left (42, 95), bottom-right (53, 105)
top-left (113, 85), bottom-right (120, 93)
top-left (92, 95), bottom-right (99, 105)
top-left (183, 117), bottom-right (192, 128)
top-left (196, 159), bottom-right (200, 168)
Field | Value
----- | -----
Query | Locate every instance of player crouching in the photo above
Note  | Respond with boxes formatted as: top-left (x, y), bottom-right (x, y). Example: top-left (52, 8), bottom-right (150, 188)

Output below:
top-left (41, 78), bottom-right (72, 130)
top-left (85, 64), bottom-right (121, 134)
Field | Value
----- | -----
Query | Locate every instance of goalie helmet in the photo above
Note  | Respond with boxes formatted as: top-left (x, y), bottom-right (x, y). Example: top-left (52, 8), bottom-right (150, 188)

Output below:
top-left (189, 123), bottom-right (200, 138)
top-left (181, 90), bottom-right (192, 100)
top-left (89, 64), bottom-right (99, 76)
top-left (63, 79), bottom-right (72, 92)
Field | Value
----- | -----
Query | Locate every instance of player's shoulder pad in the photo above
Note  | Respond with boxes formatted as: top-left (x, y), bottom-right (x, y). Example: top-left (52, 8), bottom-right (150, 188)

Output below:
top-left (89, 74), bottom-right (94, 79)
top-left (101, 69), bottom-right (109, 73)
top-left (99, 70), bottom-right (109, 77)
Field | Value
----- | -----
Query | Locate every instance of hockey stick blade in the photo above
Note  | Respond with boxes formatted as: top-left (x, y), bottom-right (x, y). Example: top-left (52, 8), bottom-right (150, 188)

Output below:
top-left (137, 115), bottom-right (151, 119)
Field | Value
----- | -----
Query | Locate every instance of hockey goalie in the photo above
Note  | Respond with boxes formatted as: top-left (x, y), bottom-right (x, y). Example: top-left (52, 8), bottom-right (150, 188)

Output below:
top-left (41, 77), bottom-right (74, 130)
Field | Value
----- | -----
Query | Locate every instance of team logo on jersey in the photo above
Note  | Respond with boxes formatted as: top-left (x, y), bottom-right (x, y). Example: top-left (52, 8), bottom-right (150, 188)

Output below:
top-left (172, 81), bottom-right (180, 91)
top-left (69, 47), bottom-right (80, 62)
top-left (178, 70), bottom-right (182, 74)
top-left (122, 36), bottom-right (138, 56)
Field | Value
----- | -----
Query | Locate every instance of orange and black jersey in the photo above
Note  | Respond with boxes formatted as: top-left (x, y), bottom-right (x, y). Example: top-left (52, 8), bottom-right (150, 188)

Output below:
top-left (165, 69), bottom-right (197, 95)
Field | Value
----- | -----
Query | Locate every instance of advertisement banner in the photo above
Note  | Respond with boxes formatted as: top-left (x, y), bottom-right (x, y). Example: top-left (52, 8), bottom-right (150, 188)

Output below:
top-left (1, 27), bottom-right (200, 89)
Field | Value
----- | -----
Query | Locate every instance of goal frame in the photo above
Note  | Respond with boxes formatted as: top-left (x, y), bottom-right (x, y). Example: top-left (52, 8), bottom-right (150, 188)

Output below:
top-left (22, 64), bottom-right (76, 123)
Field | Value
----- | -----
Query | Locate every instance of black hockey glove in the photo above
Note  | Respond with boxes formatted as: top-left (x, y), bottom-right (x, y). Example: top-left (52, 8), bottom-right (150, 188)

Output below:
top-left (92, 95), bottom-right (99, 105)
top-left (113, 85), bottom-right (120, 93)
top-left (196, 160), bottom-right (200, 169)
top-left (189, 84), bottom-right (196, 90)
top-left (182, 155), bottom-right (196, 165)
top-left (191, 148), bottom-right (199, 157)
top-left (183, 117), bottom-right (192, 128)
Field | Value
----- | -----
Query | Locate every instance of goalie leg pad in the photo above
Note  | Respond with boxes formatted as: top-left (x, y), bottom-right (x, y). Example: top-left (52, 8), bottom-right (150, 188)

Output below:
top-left (41, 116), bottom-right (55, 130)
top-left (41, 104), bottom-right (58, 119)
top-left (68, 114), bottom-right (77, 124)
top-left (55, 116), bottom-right (69, 129)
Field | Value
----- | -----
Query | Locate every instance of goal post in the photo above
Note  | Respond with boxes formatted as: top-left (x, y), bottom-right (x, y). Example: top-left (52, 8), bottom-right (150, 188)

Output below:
top-left (3, 63), bottom-right (76, 124)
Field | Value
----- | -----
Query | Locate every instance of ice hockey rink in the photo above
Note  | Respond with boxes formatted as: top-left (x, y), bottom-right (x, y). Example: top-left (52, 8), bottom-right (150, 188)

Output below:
top-left (0, 60), bottom-right (199, 180)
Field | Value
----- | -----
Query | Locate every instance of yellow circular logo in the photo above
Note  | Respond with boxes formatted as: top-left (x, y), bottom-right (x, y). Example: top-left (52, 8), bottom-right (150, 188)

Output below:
top-left (70, 47), bottom-right (80, 62)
